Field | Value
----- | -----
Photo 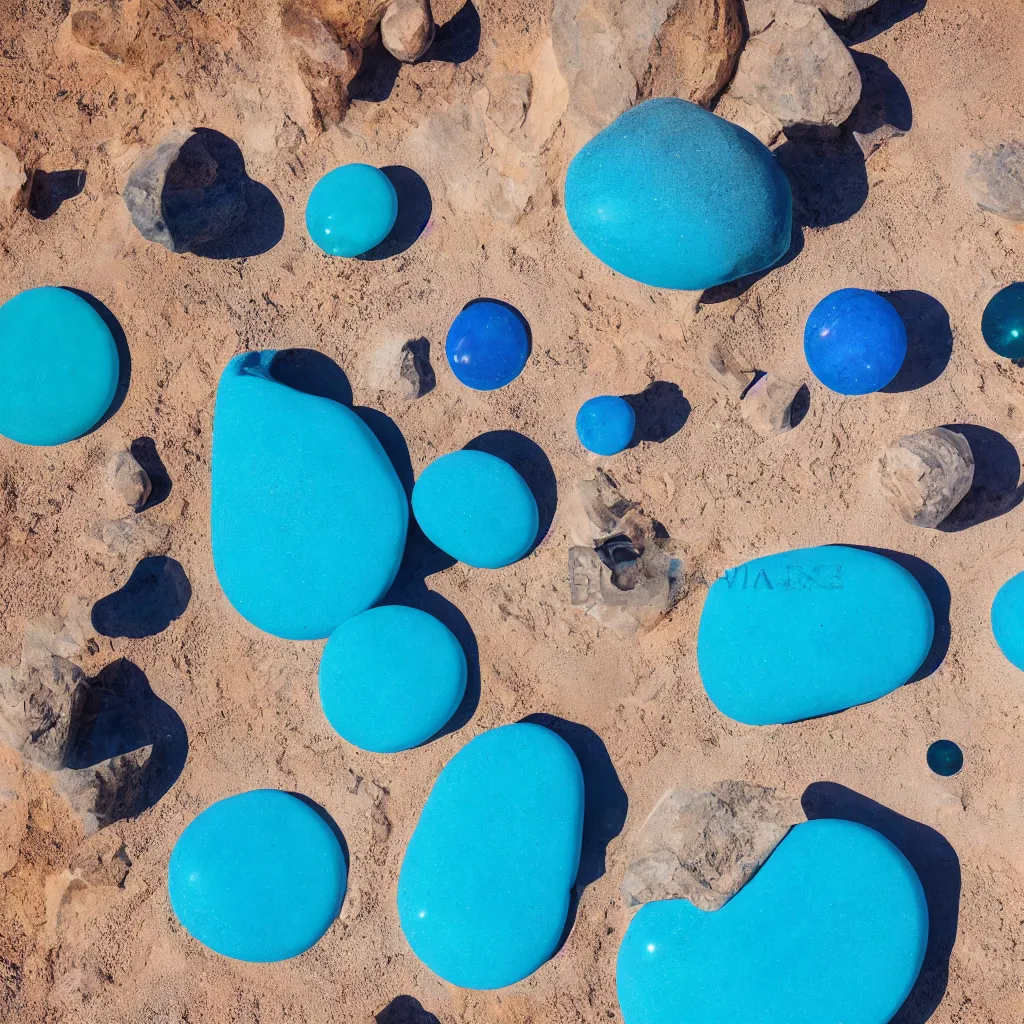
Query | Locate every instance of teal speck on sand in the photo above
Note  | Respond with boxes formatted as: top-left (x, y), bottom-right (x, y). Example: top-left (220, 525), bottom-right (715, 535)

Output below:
top-left (564, 98), bottom-right (792, 291)
top-left (168, 789), bottom-right (347, 962)
top-left (0, 286), bottom-right (119, 446)
top-left (991, 569), bottom-right (1024, 669)
top-left (696, 545), bottom-right (934, 724)
top-left (211, 351), bottom-right (408, 640)
top-left (412, 449), bottom-right (539, 569)
top-left (397, 723), bottom-right (584, 989)
top-left (616, 818), bottom-right (928, 1024)
top-left (318, 605), bottom-right (467, 753)
top-left (305, 163), bottom-right (398, 257)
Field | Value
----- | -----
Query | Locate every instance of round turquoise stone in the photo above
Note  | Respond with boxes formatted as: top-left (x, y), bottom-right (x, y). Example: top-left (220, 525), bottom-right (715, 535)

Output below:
top-left (318, 605), bottom-right (467, 753)
top-left (981, 283), bottom-right (1024, 358)
top-left (305, 164), bottom-right (398, 257)
top-left (0, 286), bottom-right (119, 446)
top-left (168, 789), bottom-right (347, 962)
top-left (617, 819), bottom-right (928, 1024)
top-left (991, 570), bottom-right (1024, 669)
top-left (411, 449), bottom-right (539, 569)
top-left (397, 723), bottom-right (584, 989)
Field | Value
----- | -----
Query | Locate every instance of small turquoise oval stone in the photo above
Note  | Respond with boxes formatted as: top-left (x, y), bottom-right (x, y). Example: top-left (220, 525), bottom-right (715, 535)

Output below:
top-left (168, 789), bottom-right (347, 962)
top-left (927, 739), bottom-right (963, 777)
top-left (318, 605), bottom-right (467, 753)
top-left (0, 287), bottom-right (119, 446)
top-left (305, 164), bottom-right (398, 257)
top-left (696, 545), bottom-right (934, 724)
top-left (991, 570), bottom-right (1024, 669)
top-left (564, 98), bottom-right (792, 291)
top-left (211, 351), bottom-right (409, 640)
top-left (411, 450), bottom-right (539, 569)
top-left (576, 395), bottom-right (636, 455)
top-left (398, 723), bottom-right (584, 989)
top-left (617, 818), bottom-right (928, 1024)
top-left (981, 283), bottom-right (1024, 359)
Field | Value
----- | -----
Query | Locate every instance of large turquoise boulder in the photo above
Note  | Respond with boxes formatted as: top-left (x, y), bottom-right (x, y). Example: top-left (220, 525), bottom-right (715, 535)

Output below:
top-left (992, 570), bottom-right (1024, 670)
top-left (168, 789), bottom-right (347, 962)
top-left (211, 351), bottom-right (408, 640)
top-left (397, 723), bottom-right (584, 989)
top-left (617, 818), bottom-right (928, 1024)
top-left (697, 546), bottom-right (933, 724)
top-left (564, 99), bottom-right (793, 291)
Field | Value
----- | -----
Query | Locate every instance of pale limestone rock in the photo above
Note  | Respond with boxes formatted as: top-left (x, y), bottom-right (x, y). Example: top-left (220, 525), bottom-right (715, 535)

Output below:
top-left (381, 0), bottom-right (434, 62)
top-left (741, 374), bottom-right (803, 436)
top-left (965, 141), bottom-right (1024, 222)
top-left (106, 450), bottom-right (151, 510)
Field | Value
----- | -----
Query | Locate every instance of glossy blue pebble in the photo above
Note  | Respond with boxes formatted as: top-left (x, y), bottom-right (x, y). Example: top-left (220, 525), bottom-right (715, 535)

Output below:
top-left (697, 545), bottom-right (934, 725)
top-left (804, 288), bottom-right (907, 395)
top-left (617, 818), bottom-right (928, 1024)
top-left (305, 164), bottom-right (398, 257)
top-left (211, 351), bottom-right (408, 640)
top-left (0, 286), bottom-right (119, 446)
top-left (412, 450), bottom-right (539, 569)
top-left (981, 283), bottom-right (1024, 358)
top-left (564, 98), bottom-right (792, 291)
top-left (319, 605), bottom-right (467, 753)
top-left (576, 395), bottom-right (636, 456)
top-left (168, 790), bottom-right (347, 962)
top-left (445, 301), bottom-right (530, 390)
top-left (397, 723), bottom-right (584, 989)
top-left (991, 570), bottom-right (1024, 670)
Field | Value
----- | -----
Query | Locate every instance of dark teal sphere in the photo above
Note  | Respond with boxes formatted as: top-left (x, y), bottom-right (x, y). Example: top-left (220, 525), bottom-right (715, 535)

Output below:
top-left (981, 283), bottom-right (1024, 359)
top-left (926, 739), bottom-right (963, 777)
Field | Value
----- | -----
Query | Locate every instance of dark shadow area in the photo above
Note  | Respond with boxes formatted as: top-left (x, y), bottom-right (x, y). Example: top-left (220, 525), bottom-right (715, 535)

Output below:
top-left (425, 0), bottom-right (481, 63)
top-left (853, 547), bottom-right (950, 682)
top-left (288, 792), bottom-right (351, 872)
top-left (802, 782), bottom-right (959, 1024)
top-left (830, 0), bottom-right (927, 44)
top-left (169, 128), bottom-right (284, 259)
top-left (91, 556), bottom-right (192, 639)
top-left (269, 348), bottom-right (354, 406)
top-left (65, 288), bottom-right (131, 434)
top-left (356, 406), bottom-right (416, 497)
top-left (28, 168), bottom-right (85, 219)
top-left (623, 381), bottom-right (690, 446)
top-left (130, 436), bottom-right (172, 510)
top-left (376, 996), bottom-right (441, 1024)
top-left (522, 714), bottom-right (628, 952)
top-left (849, 51), bottom-right (912, 152)
top-left (938, 425), bottom-right (1024, 531)
top-left (359, 166), bottom-right (432, 260)
top-left (465, 430), bottom-right (556, 552)
top-left (880, 291), bottom-right (952, 392)
top-left (699, 222), bottom-right (805, 304)
top-left (349, 37), bottom-right (402, 103)
top-left (68, 658), bottom-right (188, 820)
top-left (790, 383), bottom-right (811, 428)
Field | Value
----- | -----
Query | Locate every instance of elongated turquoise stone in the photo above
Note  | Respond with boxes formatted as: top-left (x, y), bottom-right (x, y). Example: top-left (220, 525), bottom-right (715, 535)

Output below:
top-left (617, 818), bottom-right (928, 1024)
top-left (696, 546), bottom-right (934, 724)
top-left (397, 723), bottom-right (584, 989)
top-left (318, 605), bottom-right (467, 753)
top-left (211, 351), bottom-right (408, 640)
top-left (168, 790), bottom-right (347, 962)
top-left (0, 286), bottom-right (119, 445)
top-left (991, 570), bottom-right (1024, 670)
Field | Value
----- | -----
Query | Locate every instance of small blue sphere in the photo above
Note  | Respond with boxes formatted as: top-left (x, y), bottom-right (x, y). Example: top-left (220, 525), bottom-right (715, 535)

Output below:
top-left (305, 164), bottom-right (398, 257)
top-left (445, 301), bottom-right (530, 390)
top-left (926, 739), bottom-right (963, 777)
top-left (576, 395), bottom-right (636, 455)
top-left (804, 288), bottom-right (907, 395)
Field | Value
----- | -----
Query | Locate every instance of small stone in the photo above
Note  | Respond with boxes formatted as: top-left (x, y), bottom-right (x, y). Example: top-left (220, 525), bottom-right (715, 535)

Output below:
top-left (621, 781), bottom-right (804, 911)
top-left (878, 427), bottom-right (975, 529)
top-left (82, 518), bottom-right (172, 569)
top-left (712, 93), bottom-right (784, 147)
top-left (0, 143), bottom-right (25, 210)
top-left (54, 745), bottom-right (152, 836)
top-left (485, 74), bottom-right (532, 136)
top-left (399, 337), bottom-right (435, 398)
top-left (381, 0), bottom-right (435, 63)
top-left (795, 0), bottom-right (878, 16)
top-left (106, 450), bottom-right (151, 510)
top-left (67, 3), bottom-right (122, 59)
top-left (741, 374), bottom-right (803, 436)
top-left (705, 341), bottom-right (757, 396)
top-left (964, 141), bottom-right (1024, 222)
top-left (848, 53), bottom-right (911, 158)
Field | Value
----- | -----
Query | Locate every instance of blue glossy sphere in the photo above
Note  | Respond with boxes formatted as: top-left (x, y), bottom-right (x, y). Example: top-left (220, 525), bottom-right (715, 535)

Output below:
top-left (576, 395), bottom-right (636, 455)
top-left (445, 301), bottom-right (530, 390)
top-left (981, 283), bottom-right (1024, 358)
top-left (305, 164), bottom-right (398, 257)
top-left (926, 740), bottom-right (963, 777)
top-left (804, 288), bottom-right (907, 395)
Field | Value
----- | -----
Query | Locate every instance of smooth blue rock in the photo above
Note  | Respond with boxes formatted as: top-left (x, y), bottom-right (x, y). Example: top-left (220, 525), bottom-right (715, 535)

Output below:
top-left (804, 289), bottom-right (907, 395)
top-left (0, 286), bottom-right (119, 446)
top-left (397, 723), bottom-right (584, 989)
top-left (305, 164), bottom-right (398, 257)
top-left (445, 301), bottom-right (530, 390)
top-left (696, 545), bottom-right (934, 724)
top-left (991, 570), bottom-right (1024, 669)
top-left (411, 449), bottom-right (539, 569)
top-left (211, 351), bottom-right (408, 640)
top-left (576, 395), bottom-right (636, 456)
top-left (318, 605), bottom-right (467, 753)
top-left (617, 818), bottom-right (928, 1024)
top-left (564, 98), bottom-right (792, 291)
top-left (168, 789), bottom-right (347, 962)
top-left (927, 739), bottom-right (963, 777)
top-left (981, 283), bottom-right (1024, 359)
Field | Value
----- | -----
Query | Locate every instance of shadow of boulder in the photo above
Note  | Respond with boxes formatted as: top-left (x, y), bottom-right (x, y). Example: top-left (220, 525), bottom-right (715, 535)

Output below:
top-left (91, 556), bottom-right (192, 639)
top-left (938, 425), bottom-right (1024, 531)
top-left (623, 381), bottom-right (690, 445)
top-left (28, 169), bottom-right (85, 219)
top-left (376, 996), bottom-right (441, 1024)
top-left (880, 291), bottom-right (952, 393)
